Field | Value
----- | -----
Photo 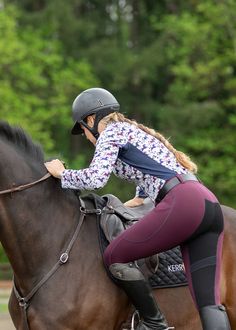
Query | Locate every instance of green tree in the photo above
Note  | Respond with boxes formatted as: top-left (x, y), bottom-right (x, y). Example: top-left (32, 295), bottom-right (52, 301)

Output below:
top-left (0, 5), bottom-right (98, 158)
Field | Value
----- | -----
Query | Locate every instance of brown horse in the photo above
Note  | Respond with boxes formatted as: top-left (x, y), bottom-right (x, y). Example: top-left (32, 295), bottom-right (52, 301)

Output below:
top-left (0, 121), bottom-right (235, 330)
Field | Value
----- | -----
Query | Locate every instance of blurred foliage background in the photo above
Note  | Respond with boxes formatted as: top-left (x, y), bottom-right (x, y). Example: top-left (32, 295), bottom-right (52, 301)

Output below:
top-left (0, 0), bottom-right (236, 264)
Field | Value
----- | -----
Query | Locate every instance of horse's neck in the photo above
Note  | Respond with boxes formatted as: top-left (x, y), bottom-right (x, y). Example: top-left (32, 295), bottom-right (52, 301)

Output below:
top-left (1, 184), bottom-right (80, 293)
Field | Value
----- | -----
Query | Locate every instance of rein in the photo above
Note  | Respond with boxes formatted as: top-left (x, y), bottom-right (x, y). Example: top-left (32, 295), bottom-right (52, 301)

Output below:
top-left (0, 172), bottom-right (51, 195)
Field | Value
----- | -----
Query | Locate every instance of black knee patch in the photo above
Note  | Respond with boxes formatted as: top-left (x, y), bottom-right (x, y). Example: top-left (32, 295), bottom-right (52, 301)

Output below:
top-left (186, 201), bottom-right (224, 308)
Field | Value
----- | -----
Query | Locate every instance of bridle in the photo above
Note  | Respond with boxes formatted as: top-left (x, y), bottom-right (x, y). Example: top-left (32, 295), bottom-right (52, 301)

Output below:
top-left (0, 172), bottom-right (101, 329)
top-left (0, 172), bottom-right (51, 195)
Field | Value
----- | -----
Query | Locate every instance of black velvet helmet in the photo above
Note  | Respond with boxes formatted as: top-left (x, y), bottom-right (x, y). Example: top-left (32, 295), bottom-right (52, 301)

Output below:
top-left (71, 87), bottom-right (120, 138)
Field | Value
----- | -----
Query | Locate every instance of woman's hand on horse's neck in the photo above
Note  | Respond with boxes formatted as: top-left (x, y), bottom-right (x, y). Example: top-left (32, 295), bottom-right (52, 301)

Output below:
top-left (45, 159), bottom-right (65, 178)
top-left (44, 116), bottom-right (108, 180)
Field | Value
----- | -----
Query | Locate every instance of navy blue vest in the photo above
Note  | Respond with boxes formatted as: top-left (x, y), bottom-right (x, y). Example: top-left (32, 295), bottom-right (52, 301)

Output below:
top-left (118, 142), bottom-right (177, 180)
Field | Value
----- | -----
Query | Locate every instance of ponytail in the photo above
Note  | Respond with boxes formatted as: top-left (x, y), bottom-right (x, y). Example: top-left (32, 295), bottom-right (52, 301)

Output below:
top-left (101, 113), bottom-right (198, 173)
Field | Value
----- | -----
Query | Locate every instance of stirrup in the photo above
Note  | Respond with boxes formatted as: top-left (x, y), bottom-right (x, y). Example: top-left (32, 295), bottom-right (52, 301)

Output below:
top-left (130, 310), bottom-right (175, 330)
top-left (131, 310), bottom-right (140, 330)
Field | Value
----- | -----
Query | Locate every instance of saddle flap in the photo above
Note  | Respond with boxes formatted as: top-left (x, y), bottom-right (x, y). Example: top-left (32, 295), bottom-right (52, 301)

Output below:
top-left (100, 194), bottom-right (155, 242)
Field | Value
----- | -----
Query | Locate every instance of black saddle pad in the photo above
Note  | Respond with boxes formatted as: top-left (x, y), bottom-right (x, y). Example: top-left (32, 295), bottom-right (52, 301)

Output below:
top-left (149, 247), bottom-right (187, 288)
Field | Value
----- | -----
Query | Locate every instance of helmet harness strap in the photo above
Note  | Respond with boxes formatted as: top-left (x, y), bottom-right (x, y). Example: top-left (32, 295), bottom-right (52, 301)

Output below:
top-left (81, 108), bottom-right (118, 139)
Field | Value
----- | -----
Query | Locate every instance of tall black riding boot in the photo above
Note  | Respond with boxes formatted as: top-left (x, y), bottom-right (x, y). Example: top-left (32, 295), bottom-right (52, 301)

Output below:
top-left (109, 262), bottom-right (169, 330)
top-left (199, 305), bottom-right (231, 330)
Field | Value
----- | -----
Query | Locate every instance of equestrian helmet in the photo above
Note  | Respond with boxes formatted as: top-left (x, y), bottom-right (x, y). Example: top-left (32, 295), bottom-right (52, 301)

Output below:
top-left (71, 87), bottom-right (120, 136)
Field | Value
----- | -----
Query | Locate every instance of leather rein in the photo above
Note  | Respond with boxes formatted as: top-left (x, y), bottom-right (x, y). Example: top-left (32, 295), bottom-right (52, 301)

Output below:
top-left (0, 172), bottom-right (51, 195)
top-left (0, 172), bottom-right (102, 329)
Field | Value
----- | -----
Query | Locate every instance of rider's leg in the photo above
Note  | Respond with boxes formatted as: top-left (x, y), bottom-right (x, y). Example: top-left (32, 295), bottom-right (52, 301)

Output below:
top-left (104, 189), bottom-right (183, 330)
top-left (181, 202), bottom-right (231, 329)
top-left (109, 262), bottom-right (168, 330)
top-left (199, 305), bottom-right (231, 330)
top-left (104, 181), bottom-right (230, 329)
top-left (104, 182), bottom-right (199, 329)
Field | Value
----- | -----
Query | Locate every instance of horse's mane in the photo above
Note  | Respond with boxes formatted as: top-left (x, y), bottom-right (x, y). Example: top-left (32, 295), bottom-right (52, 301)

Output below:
top-left (0, 121), bottom-right (44, 162)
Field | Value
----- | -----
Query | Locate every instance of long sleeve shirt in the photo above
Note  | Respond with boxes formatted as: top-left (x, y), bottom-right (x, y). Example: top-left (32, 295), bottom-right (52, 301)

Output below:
top-left (61, 121), bottom-right (188, 202)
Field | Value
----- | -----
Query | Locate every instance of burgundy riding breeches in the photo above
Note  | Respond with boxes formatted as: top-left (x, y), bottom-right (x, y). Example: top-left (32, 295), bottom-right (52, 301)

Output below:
top-left (103, 180), bottom-right (224, 309)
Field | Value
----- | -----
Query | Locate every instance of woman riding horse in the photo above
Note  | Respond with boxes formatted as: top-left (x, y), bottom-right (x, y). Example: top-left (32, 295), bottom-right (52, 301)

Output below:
top-left (45, 87), bottom-right (231, 330)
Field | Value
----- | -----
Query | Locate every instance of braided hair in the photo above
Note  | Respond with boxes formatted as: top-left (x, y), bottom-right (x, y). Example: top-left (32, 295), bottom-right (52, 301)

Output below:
top-left (100, 112), bottom-right (198, 173)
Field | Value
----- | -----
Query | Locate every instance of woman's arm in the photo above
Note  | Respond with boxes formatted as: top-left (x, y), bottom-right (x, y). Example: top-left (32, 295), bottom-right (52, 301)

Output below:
top-left (124, 197), bottom-right (145, 207)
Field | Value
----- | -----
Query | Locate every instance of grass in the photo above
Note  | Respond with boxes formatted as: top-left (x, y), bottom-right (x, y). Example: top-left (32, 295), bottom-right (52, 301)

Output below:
top-left (0, 290), bottom-right (10, 314)
top-left (0, 303), bottom-right (8, 313)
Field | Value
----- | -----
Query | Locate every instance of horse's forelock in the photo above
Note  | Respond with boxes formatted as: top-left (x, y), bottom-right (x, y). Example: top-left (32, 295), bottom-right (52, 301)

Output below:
top-left (0, 121), bottom-right (44, 163)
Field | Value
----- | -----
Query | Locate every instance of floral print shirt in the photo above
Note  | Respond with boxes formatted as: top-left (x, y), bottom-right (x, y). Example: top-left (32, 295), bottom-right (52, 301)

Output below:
top-left (61, 122), bottom-right (187, 201)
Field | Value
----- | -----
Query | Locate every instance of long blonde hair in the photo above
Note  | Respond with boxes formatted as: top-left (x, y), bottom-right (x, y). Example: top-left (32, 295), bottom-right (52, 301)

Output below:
top-left (100, 112), bottom-right (198, 173)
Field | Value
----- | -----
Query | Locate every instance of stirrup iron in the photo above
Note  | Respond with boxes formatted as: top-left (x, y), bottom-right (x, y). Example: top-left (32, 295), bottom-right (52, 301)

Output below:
top-left (131, 310), bottom-right (140, 330)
